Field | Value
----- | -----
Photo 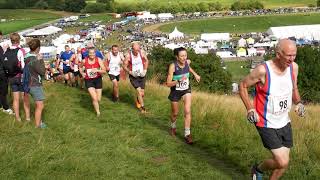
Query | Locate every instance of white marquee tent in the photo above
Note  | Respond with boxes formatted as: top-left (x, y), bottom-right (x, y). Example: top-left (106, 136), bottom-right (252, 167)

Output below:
top-left (266, 24), bottom-right (320, 40)
top-left (169, 27), bottom-right (184, 40)
top-left (26, 26), bottom-right (62, 37)
top-left (201, 33), bottom-right (230, 42)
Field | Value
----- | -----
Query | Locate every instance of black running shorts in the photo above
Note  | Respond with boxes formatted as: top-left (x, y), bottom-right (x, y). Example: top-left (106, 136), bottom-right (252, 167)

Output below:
top-left (168, 89), bottom-right (191, 102)
top-left (109, 74), bottom-right (120, 82)
top-left (85, 77), bottom-right (102, 89)
top-left (129, 75), bottom-right (145, 89)
top-left (256, 123), bottom-right (293, 150)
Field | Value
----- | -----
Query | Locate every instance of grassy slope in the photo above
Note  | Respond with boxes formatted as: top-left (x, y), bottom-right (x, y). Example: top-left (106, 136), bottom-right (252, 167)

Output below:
top-left (225, 61), bottom-right (250, 82)
top-left (0, 78), bottom-right (319, 179)
top-left (115, 0), bottom-right (316, 8)
top-left (156, 13), bottom-right (320, 34)
top-left (0, 9), bottom-right (62, 34)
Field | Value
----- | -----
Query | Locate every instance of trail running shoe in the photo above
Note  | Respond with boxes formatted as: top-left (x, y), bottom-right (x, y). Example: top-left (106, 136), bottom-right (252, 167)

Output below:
top-left (38, 122), bottom-right (47, 129)
top-left (139, 106), bottom-right (146, 113)
top-left (3, 108), bottom-right (14, 115)
top-left (184, 134), bottom-right (193, 145)
top-left (170, 128), bottom-right (176, 136)
top-left (251, 164), bottom-right (263, 180)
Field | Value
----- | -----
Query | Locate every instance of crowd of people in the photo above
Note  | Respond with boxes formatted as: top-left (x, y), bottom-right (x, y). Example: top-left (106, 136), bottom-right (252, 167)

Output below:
top-left (0, 30), bottom-right (308, 179)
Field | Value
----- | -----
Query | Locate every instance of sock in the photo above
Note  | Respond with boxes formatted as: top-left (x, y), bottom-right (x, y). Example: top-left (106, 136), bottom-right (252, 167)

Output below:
top-left (184, 128), bottom-right (191, 137)
top-left (171, 121), bottom-right (176, 129)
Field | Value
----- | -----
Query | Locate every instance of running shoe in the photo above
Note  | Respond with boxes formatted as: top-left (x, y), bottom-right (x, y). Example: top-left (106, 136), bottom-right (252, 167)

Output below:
top-left (184, 134), bottom-right (193, 145)
top-left (140, 106), bottom-right (146, 113)
top-left (251, 164), bottom-right (263, 180)
top-left (38, 122), bottom-right (47, 129)
top-left (3, 108), bottom-right (14, 115)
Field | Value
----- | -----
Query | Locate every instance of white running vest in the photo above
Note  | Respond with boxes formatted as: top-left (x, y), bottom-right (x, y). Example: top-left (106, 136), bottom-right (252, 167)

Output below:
top-left (131, 51), bottom-right (144, 75)
top-left (108, 52), bottom-right (122, 76)
top-left (255, 61), bottom-right (293, 129)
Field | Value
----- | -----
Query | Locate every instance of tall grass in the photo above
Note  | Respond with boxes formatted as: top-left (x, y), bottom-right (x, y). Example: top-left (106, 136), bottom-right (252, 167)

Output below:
top-left (0, 78), bottom-right (319, 179)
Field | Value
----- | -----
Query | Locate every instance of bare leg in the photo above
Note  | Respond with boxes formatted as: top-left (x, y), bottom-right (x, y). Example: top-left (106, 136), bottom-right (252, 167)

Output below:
top-left (34, 101), bottom-right (44, 127)
top-left (183, 93), bottom-right (192, 129)
top-left (12, 92), bottom-right (20, 121)
top-left (112, 80), bottom-right (119, 98)
top-left (88, 88), bottom-right (100, 115)
top-left (23, 93), bottom-right (31, 121)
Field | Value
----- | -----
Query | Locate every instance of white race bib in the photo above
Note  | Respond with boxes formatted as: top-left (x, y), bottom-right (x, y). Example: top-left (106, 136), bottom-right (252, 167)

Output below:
top-left (270, 94), bottom-right (291, 115)
top-left (86, 68), bottom-right (98, 78)
top-left (74, 64), bottom-right (79, 72)
top-left (176, 78), bottom-right (189, 91)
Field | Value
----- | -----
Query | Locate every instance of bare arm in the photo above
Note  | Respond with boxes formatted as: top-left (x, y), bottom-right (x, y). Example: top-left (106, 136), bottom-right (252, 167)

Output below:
top-left (239, 65), bottom-right (266, 111)
top-left (123, 52), bottom-right (130, 73)
top-left (292, 62), bottom-right (302, 104)
top-left (166, 63), bottom-right (178, 87)
top-left (141, 50), bottom-right (149, 69)
top-left (97, 58), bottom-right (106, 74)
top-left (188, 60), bottom-right (200, 83)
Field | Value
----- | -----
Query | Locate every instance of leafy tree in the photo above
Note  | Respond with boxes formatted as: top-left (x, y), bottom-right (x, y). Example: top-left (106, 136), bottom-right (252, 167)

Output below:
top-left (84, 2), bottom-right (106, 13)
top-left (64, 0), bottom-right (86, 12)
top-left (295, 46), bottom-right (320, 103)
top-left (34, 0), bottom-right (49, 9)
top-left (317, 0), bottom-right (320, 7)
top-left (148, 46), bottom-right (232, 93)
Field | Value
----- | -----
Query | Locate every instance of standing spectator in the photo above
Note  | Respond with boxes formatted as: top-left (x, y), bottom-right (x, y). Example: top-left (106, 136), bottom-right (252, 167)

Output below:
top-left (0, 31), bottom-right (14, 115)
top-left (23, 39), bottom-right (47, 128)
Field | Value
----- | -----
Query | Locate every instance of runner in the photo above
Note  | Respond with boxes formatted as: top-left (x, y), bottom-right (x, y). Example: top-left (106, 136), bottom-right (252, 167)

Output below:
top-left (239, 39), bottom-right (305, 180)
top-left (80, 47), bottom-right (106, 117)
top-left (74, 47), bottom-right (84, 89)
top-left (105, 45), bottom-right (124, 102)
top-left (166, 47), bottom-right (201, 145)
top-left (123, 42), bottom-right (149, 113)
top-left (23, 39), bottom-right (47, 128)
top-left (50, 56), bottom-right (61, 82)
top-left (60, 45), bottom-right (74, 86)
top-left (2, 33), bottom-right (27, 121)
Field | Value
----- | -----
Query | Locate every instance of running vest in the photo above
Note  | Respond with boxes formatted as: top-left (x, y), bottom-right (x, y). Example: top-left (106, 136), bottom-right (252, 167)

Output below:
top-left (171, 61), bottom-right (190, 91)
top-left (108, 52), bottom-right (121, 76)
top-left (84, 57), bottom-right (101, 80)
top-left (254, 60), bottom-right (294, 129)
top-left (128, 50), bottom-right (146, 74)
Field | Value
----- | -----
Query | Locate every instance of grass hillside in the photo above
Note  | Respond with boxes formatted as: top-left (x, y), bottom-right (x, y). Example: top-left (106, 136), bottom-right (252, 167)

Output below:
top-left (155, 13), bottom-right (320, 34)
top-left (0, 79), bottom-right (319, 179)
top-left (0, 9), bottom-right (63, 34)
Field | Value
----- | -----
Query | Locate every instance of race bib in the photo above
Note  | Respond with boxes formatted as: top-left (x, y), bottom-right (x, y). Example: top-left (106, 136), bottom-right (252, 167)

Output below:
top-left (270, 94), bottom-right (291, 115)
top-left (176, 78), bottom-right (189, 91)
top-left (74, 64), bottom-right (79, 72)
top-left (86, 68), bottom-right (98, 78)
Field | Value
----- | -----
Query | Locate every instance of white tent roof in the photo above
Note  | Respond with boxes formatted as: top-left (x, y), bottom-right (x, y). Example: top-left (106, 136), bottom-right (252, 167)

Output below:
top-left (158, 13), bottom-right (174, 19)
top-left (267, 24), bottom-right (320, 40)
top-left (201, 33), bottom-right (230, 42)
top-left (26, 26), bottom-right (62, 36)
top-left (137, 11), bottom-right (157, 20)
top-left (169, 27), bottom-right (184, 40)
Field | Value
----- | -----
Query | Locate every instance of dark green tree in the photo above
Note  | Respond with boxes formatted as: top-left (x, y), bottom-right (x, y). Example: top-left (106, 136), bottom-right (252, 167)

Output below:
top-left (295, 46), bottom-right (320, 103)
top-left (65, 0), bottom-right (86, 12)
top-left (317, 0), bottom-right (320, 7)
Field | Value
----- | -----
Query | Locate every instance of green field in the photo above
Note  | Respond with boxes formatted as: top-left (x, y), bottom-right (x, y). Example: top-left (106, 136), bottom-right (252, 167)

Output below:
top-left (156, 13), bottom-right (320, 34)
top-left (115, 0), bottom-right (316, 8)
top-left (0, 78), bottom-right (319, 179)
top-left (225, 61), bottom-right (251, 82)
top-left (0, 9), bottom-right (62, 34)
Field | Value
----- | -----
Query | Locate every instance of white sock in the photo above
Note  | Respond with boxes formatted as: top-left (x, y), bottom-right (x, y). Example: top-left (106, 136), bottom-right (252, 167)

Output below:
top-left (185, 128), bottom-right (191, 137)
top-left (171, 121), bottom-right (176, 128)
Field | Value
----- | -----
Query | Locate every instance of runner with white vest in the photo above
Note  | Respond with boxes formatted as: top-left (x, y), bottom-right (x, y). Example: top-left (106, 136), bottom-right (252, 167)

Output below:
top-left (239, 39), bottom-right (305, 180)
top-left (166, 47), bottom-right (201, 145)
top-left (106, 45), bottom-right (124, 102)
top-left (123, 42), bottom-right (149, 113)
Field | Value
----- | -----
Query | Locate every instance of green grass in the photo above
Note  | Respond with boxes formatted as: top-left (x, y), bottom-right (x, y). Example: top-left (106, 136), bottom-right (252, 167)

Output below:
top-left (115, 0), bottom-right (315, 8)
top-left (0, 9), bottom-right (62, 34)
top-left (225, 61), bottom-right (251, 82)
top-left (0, 78), bottom-right (319, 179)
top-left (157, 13), bottom-right (320, 34)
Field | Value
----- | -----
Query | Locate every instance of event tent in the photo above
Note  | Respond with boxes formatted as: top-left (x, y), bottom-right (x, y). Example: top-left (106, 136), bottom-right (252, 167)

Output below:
top-left (26, 26), bottom-right (62, 37)
top-left (201, 33), bottom-right (230, 42)
top-left (266, 24), bottom-right (320, 40)
top-left (169, 27), bottom-right (184, 40)
top-left (238, 38), bottom-right (246, 47)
